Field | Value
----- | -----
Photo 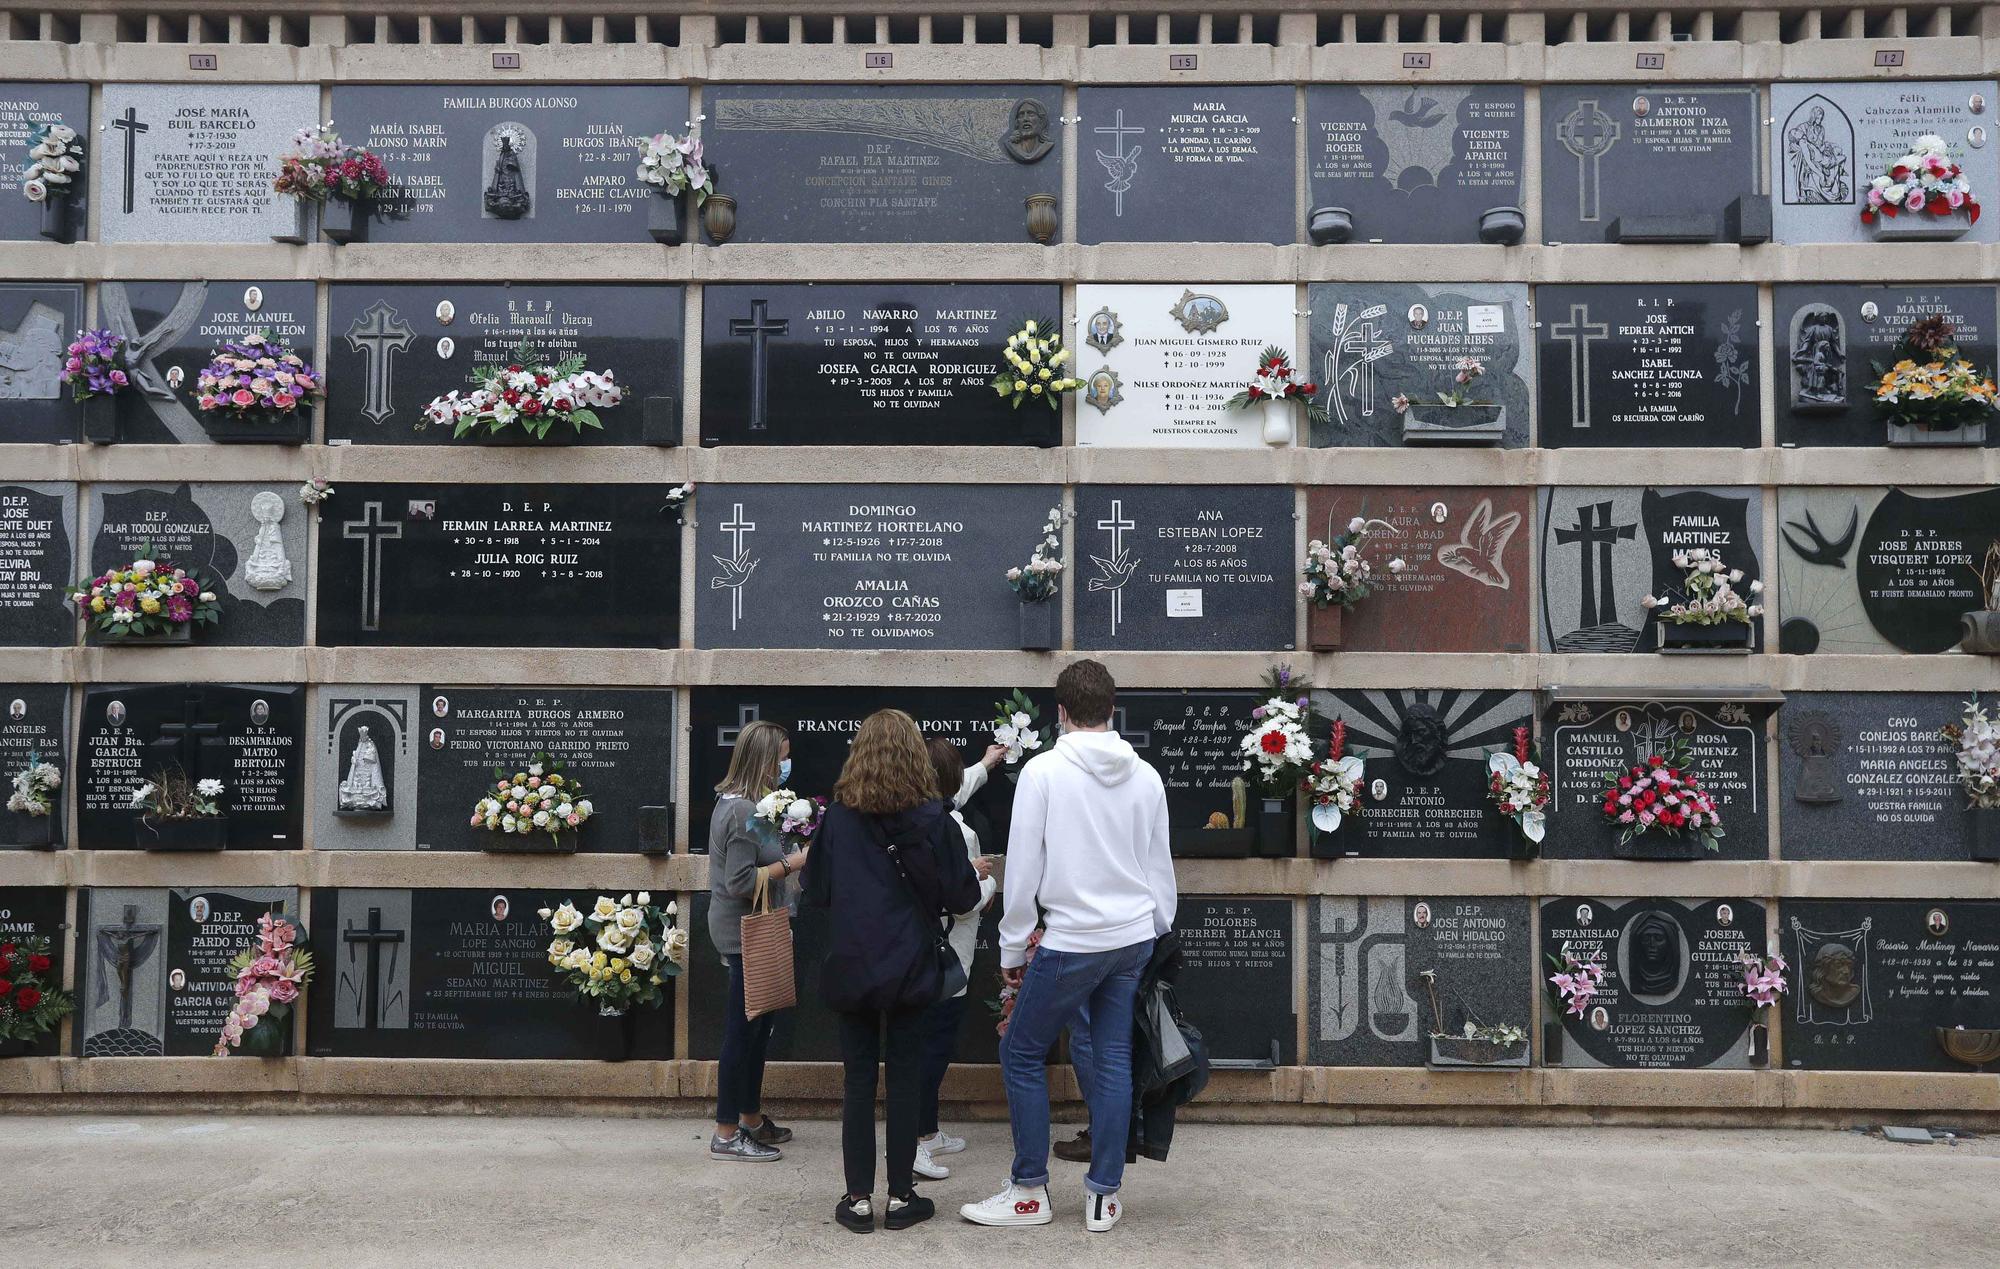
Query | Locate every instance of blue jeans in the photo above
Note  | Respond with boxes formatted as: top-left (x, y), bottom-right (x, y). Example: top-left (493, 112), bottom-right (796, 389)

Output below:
top-left (1001, 938), bottom-right (1152, 1195)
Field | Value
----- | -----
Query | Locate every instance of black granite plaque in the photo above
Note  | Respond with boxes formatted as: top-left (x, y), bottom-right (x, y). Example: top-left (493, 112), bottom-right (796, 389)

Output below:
top-left (1784, 900), bottom-right (2000, 1072)
top-left (1542, 85), bottom-right (1762, 244)
top-left (1541, 486), bottom-right (1764, 654)
top-left (324, 283), bottom-right (683, 446)
top-left (326, 85), bottom-right (687, 243)
top-left (1773, 286), bottom-right (1997, 448)
top-left (410, 688), bottom-right (673, 854)
top-left (706, 83), bottom-right (1062, 244)
top-left (1309, 895), bottom-right (1534, 1067)
top-left (1077, 86), bottom-right (1294, 244)
top-left (693, 483), bottom-right (1056, 650)
top-left (316, 483), bottom-right (678, 648)
top-left (1063, 690), bottom-right (1257, 857)
top-left (1778, 693), bottom-right (1979, 861)
top-left (76, 683), bottom-right (303, 850)
top-left (0, 886), bottom-right (67, 1055)
top-left (1072, 485), bottom-right (1292, 652)
top-left (1305, 85), bottom-right (1525, 244)
top-left (1178, 897), bottom-right (1295, 1066)
top-left (1307, 283), bottom-right (1532, 448)
top-left (306, 887), bottom-right (672, 1059)
top-left (1536, 285), bottom-right (1759, 448)
top-left (75, 886), bottom-right (300, 1057)
top-left (1544, 698), bottom-right (1769, 862)
top-left (1542, 897), bottom-right (1763, 1069)
top-left (688, 893), bottom-right (1004, 1065)
top-left (0, 685), bottom-right (68, 848)
top-left (0, 482), bottom-right (74, 647)
top-left (86, 482), bottom-right (308, 646)
top-left (701, 283), bottom-right (1059, 446)
top-left (0, 83), bottom-right (89, 241)
top-left (1777, 486), bottom-right (2000, 656)
top-left (1313, 690), bottom-right (1533, 858)
top-left (97, 280), bottom-right (318, 445)
top-left (0, 283), bottom-right (84, 443)
top-left (688, 686), bottom-right (1044, 855)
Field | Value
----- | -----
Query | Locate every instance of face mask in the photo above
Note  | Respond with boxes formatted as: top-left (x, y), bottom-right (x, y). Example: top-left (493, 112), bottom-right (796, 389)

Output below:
top-left (778, 758), bottom-right (793, 785)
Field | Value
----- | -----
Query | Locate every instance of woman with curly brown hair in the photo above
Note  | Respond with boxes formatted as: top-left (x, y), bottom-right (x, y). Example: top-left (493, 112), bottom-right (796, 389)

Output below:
top-left (801, 709), bottom-right (981, 1235)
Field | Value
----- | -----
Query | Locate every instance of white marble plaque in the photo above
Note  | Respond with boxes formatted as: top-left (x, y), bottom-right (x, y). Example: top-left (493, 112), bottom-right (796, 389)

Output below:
top-left (96, 83), bottom-right (318, 244)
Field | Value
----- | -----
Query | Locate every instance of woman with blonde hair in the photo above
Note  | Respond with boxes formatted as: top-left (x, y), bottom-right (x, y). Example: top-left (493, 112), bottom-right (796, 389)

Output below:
top-left (802, 710), bottom-right (981, 1233)
top-left (706, 718), bottom-right (803, 1163)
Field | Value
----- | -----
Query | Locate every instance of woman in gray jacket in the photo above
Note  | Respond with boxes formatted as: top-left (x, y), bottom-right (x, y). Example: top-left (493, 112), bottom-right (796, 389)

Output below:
top-left (707, 719), bottom-right (809, 1162)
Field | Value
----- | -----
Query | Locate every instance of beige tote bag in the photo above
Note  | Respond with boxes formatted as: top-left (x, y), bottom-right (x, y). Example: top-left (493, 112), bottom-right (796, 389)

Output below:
top-left (739, 869), bottom-right (796, 1020)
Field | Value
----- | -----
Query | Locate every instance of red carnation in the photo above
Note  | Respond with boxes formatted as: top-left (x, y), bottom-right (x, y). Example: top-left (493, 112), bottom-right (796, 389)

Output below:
top-left (27, 954), bottom-right (49, 974)
top-left (15, 987), bottom-right (40, 1010)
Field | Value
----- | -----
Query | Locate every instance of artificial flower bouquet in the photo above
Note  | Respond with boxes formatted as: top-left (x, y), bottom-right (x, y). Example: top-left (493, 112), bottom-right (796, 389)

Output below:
top-left (0, 934), bottom-right (73, 1048)
top-left (68, 555), bottom-right (221, 642)
top-left (1007, 507), bottom-right (1066, 603)
top-left (1393, 357), bottom-right (1494, 414)
top-left (423, 347), bottom-right (624, 441)
top-left (1487, 725), bottom-right (1550, 851)
top-left (1421, 968), bottom-right (1528, 1067)
top-left (1301, 516), bottom-right (1405, 612)
top-left (273, 124), bottom-right (391, 202)
top-left (1306, 717), bottom-right (1365, 837)
top-left (1871, 316), bottom-right (1998, 440)
top-left (21, 121), bottom-right (80, 204)
top-left (298, 478), bottom-right (334, 508)
top-left (1225, 346), bottom-right (1326, 445)
top-left (1941, 697), bottom-right (2000, 811)
top-left (212, 912), bottom-right (314, 1056)
top-left (637, 120), bottom-right (714, 201)
top-left (470, 753), bottom-right (594, 850)
top-left (1861, 134), bottom-right (1979, 230)
top-left (7, 756), bottom-right (59, 818)
top-left (990, 319), bottom-right (1081, 410)
top-left (1599, 735), bottom-right (1725, 856)
top-left (1640, 547), bottom-right (1762, 650)
top-left (195, 332), bottom-right (324, 423)
top-left (1736, 948), bottom-right (1788, 1064)
top-left (1241, 668), bottom-right (1315, 797)
top-left (62, 328), bottom-right (131, 401)
top-left (991, 690), bottom-right (1046, 768)
top-left (1546, 950), bottom-right (1606, 1019)
top-left (543, 893), bottom-right (688, 1017)
top-left (131, 768), bottom-right (228, 851)
top-left (753, 788), bottom-right (827, 847)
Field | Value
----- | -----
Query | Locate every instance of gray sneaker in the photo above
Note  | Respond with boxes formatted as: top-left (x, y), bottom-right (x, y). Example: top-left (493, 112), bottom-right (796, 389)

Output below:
top-left (710, 1129), bottom-right (782, 1162)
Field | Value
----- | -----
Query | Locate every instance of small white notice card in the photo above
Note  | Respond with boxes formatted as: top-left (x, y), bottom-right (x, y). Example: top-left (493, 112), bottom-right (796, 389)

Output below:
top-left (1466, 304), bottom-right (1506, 335)
top-left (1165, 589), bottom-right (1204, 618)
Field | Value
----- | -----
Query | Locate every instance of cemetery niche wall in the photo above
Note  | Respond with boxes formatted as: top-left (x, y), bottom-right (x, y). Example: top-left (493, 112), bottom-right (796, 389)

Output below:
top-left (5, 21), bottom-right (2000, 1122)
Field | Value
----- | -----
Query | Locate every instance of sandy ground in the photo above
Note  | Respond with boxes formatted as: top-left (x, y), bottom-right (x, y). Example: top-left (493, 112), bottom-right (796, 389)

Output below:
top-left (2, 1114), bottom-right (1995, 1267)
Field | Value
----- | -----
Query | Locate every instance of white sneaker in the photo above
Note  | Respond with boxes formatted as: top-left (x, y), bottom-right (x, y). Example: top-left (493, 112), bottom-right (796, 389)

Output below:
top-left (914, 1142), bottom-right (950, 1180)
top-left (959, 1182), bottom-right (1053, 1227)
top-left (923, 1131), bottom-right (966, 1156)
top-left (1084, 1190), bottom-right (1122, 1233)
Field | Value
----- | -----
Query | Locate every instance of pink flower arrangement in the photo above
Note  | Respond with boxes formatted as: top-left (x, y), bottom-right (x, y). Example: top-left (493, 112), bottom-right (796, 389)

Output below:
top-left (273, 124), bottom-right (391, 202)
top-left (1598, 735), bottom-right (1726, 853)
top-left (213, 912), bottom-right (315, 1056)
top-left (1546, 950), bottom-right (1606, 1018)
top-left (1861, 134), bottom-right (1979, 226)
top-left (195, 332), bottom-right (323, 418)
top-left (1738, 951), bottom-right (1789, 1009)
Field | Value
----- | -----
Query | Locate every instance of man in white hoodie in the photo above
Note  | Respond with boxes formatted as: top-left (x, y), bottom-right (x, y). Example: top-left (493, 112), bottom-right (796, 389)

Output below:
top-left (960, 660), bottom-right (1176, 1234)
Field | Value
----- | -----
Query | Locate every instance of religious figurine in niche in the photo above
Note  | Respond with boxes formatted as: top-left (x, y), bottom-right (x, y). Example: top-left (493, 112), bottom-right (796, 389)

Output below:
top-left (1786, 710), bottom-right (1844, 805)
top-left (483, 125), bottom-right (533, 220)
top-left (1807, 941), bottom-right (1862, 1009)
top-left (337, 724), bottom-right (391, 815)
top-left (1394, 702), bottom-right (1449, 778)
top-left (1624, 911), bottom-right (1683, 997)
top-left (243, 491), bottom-right (293, 592)
top-left (1789, 306), bottom-right (1846, 411)
top-left (1003, 98), bottom-right (1054, 164)
top-left (1783, 102), bottom-right (1852, 205)
top-left (86, 904), bottom-right (163, 1058)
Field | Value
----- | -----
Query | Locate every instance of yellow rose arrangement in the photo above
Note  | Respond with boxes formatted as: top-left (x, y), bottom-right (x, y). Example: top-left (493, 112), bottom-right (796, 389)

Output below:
top-left (990, 317), bottom-right (1083, 411)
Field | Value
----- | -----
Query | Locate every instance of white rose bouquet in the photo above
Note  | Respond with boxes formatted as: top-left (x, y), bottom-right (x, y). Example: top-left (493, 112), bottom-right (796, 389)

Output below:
top-left (470, 752), bottom-right (594, 843)
top-left (1641, 547), bottom-right (1762, 626)
top-left (542, 892), bottom-right (687, 1016)
top-left (753, 788), bottom-right (826, 847)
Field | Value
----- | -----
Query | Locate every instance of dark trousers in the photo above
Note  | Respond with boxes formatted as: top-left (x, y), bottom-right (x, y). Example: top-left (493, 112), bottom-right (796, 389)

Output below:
top-left (918, 994), bottom-right (968, 1137)
top-left (715, 955), bottom-right (778, 1126)
top-left (837, 1006), bottom-right (927, 1196)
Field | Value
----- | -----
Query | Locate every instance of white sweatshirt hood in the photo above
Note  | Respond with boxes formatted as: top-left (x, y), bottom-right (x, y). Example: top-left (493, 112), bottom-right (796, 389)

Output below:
top-left (1056, 729), bottom-right (1140, 787)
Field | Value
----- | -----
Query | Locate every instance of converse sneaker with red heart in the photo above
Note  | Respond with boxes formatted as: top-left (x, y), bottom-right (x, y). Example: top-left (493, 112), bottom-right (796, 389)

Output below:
top-left (1084, 1189), bottom-right (1122, 1233)
top-left (959, 1182), bottom-right (1053, 1227)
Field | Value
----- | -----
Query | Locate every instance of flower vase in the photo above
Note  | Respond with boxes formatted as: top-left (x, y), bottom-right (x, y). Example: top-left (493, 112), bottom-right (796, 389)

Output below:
top-left (38, 191), bottom-right (74, 244)
top-left (1505, 817), bottom-right (1540, 861)
top-left (1018, 600), bottom-right (1057, 651)
top-left (1252, 400), bottom-right (1294, 446)
top-left (1402, 403), bottom-right (1505, 446)
top-left (80, 393), bottom-right (129, 444)
top-left (1870, 207), bottom-right (1974, 241)
top-left (1428, 1033), bottom-right (1530, 1069)
top-left (1656, 618), bottom-right (1753, 654)
top-left (647, 190), bottom-right (687, 245)
top-left (1542, 1018), bottom-right (1565, 1065)
top-left (135, 814), bottom-right (229, 851)
top-left (272, 197), bottom-right (318, 245)
top-left (1960, 611), bottom-right (2000, 655)
top-left (320, 195), bottom-right (371, 245)
top-left (234, 1005), bottom-right (292, 1057)
top-left (94, 621), bottom-right (194, 647)
top-left (1611, 829), bottom-right (1708, 861)
top-left (1747, 1020), bottom-right (1770, 1067)
top-left (1886, 419), bottom-right (1986, 446)
top-left (207, 406), bottom-right (311, 446)
top-left (1308, 602), bottom-right (1343, 651)
top-left (482, 829), bottom-right (581, 855)
top-left (6, 812), bottom-right (55, 849)
top-left (1025, 193), bottom-right (1058, 244)
top-left (1254, 796), bottom-right (1295, 858)
top-left (703, 193), bottom-right (737, 245)
top-left (1972, 811), bottom-right (2000, 862)
top-left (596, 1000), bottom-right (640, 1062)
